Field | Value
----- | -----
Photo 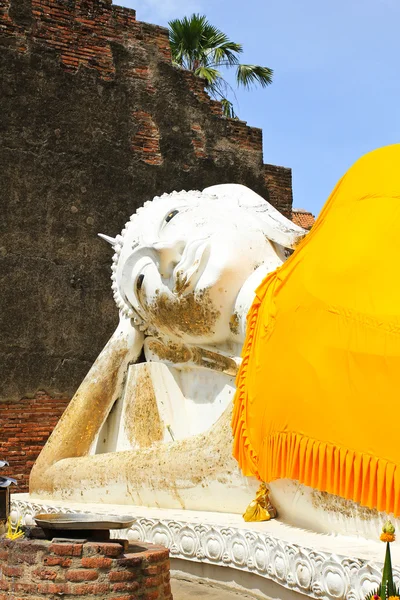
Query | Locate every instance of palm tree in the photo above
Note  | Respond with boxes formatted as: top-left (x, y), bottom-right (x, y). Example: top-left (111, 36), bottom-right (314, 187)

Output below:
top-left (168, 14), bottom-right (273, 118)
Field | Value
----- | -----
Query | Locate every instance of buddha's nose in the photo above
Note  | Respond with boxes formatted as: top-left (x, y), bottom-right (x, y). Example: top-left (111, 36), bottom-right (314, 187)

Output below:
top-left (152, 240), bottom-right (185, 279)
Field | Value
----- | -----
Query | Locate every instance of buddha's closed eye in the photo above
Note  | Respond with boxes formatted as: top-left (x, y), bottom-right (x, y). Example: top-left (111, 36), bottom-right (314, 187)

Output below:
top-left (165, 209), bottom-right (179, 223)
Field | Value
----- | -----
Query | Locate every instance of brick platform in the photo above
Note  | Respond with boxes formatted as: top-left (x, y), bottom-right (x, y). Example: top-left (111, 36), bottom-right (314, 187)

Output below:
top-left (0, 537), bottom-right (172, 599)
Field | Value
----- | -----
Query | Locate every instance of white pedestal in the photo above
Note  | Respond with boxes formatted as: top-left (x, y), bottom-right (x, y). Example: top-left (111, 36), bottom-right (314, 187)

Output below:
top-left (11, 493), bottom-right (397, 600)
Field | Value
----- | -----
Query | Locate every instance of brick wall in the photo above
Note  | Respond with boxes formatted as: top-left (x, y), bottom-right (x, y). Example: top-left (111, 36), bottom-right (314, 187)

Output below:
top-left (0, 0), bottom-right (283, 175)
top-left (1, 0), bottom-right (295, 405)
top-left (0, 538), bottom-right (172, 599)
top-left (1, 0), bottom-right (171, 78)
top-left (264, 164), bottom-right (293, 219)
top-left (0, 392), bottom-right (69, 492)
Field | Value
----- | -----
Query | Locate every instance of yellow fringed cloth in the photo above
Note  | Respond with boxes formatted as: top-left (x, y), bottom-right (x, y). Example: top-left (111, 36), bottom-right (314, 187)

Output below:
top-left (232, 144), bottom-right (400, 516)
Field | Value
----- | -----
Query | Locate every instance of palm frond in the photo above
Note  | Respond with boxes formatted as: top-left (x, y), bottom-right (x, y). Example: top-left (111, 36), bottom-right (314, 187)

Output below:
top-left (200, 22), bottom-right (242, 54)
top-left (236, 64), bottom-right (273, 89)
top-left (169, 14), bottom-right (209, 70)
top-left (169, 14), bottom-right (242, 72)
top-left (195, 66), bottom-right (221, 86)
top-left (212, 46), bottom-right (240, 67)
top-left (220, 98), bottom-right (237, 119)
top-left (204, 75), bottom-right (230, 100)
top-left (168, 14), bottom-right (274, 118)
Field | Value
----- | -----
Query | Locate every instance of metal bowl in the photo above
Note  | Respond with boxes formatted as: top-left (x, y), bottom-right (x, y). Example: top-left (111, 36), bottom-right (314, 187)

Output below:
top-left (34, 512), bottom-right (135, 530)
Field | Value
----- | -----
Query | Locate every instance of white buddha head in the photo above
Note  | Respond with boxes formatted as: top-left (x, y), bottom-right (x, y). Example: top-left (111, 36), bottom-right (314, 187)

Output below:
top-left (100, 184), bottom-right (306, 345)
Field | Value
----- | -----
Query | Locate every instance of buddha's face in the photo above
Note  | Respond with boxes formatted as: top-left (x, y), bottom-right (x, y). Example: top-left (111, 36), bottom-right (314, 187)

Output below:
top-left (114, 191), bottom-right (284, 344)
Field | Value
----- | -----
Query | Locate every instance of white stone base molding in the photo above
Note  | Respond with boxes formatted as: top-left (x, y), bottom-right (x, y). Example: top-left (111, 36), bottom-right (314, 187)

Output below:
top-left (11, 494), bottom-right (398, 600)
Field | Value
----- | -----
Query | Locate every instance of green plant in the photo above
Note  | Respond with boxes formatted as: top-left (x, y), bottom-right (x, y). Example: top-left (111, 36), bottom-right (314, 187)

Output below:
top-left (364, 521), bottom-right (400, 600)
top-left (168, 14), bottom-right (273, 118)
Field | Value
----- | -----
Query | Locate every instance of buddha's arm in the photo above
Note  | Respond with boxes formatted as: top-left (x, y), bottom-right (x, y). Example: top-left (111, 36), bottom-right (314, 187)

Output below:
top-left (30, 317), bottom-right (143, 495)
top-left (144, 337), bottom-right (240, 376)
top-left (29, 403), bottom-right (257, 512)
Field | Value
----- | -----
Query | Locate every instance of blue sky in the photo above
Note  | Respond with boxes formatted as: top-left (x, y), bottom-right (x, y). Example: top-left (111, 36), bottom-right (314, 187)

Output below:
top-left (119, 0), bottom-right (400, 216)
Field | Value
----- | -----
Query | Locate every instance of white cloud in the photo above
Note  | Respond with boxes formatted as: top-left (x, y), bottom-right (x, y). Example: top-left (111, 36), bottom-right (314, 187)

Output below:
top-left (132, 0), bottom-right (203, 25)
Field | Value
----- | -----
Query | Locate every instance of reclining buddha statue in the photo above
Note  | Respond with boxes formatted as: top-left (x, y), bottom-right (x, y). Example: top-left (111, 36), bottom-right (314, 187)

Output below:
top-left (30, 144), bottom-right (400, 540)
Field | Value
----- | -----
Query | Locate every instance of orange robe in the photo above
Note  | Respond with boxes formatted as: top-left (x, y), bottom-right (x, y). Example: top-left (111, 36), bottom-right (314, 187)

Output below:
top-left (232, 144), bottom-right (400, 515)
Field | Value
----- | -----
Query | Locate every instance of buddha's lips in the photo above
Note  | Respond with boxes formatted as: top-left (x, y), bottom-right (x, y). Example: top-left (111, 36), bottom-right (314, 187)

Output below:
top-left (172, 238), bottom-right (210, 295)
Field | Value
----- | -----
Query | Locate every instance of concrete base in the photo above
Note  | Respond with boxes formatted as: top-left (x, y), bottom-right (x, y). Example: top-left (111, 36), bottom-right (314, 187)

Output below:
top-left (11, 493), bottom-right (397, 600)
top-left (171, 559), bottom-right (304, 600)
top-left (171, 576), bottom-right (264, 600)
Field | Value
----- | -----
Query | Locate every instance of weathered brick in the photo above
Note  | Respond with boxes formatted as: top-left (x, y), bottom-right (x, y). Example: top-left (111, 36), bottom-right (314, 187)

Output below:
top-left (116, 553), bottom-right (143, 568)
top-left (143, 564), bottom-right (161, 576)
top-left (147, 549), bottom-right (169, 563)
top-left (49, 542), bottom-right (83, 557)
top-left (160, 562), bottom-right (170, 574)
top-left (13, 550), bottom-right (41, 565)
top-left (70, 582), bottom-right (110, 595)
top-left (1, 564), bottom-right (23, 577)
top-left (43, 556), bottom-right (72, 567)
top-left (83, 542), bottom-right (123, 557)
top-left (81, 555), bottom-right (112, 568)
top-left (33, 567), bottom-right (58, 580)
top-left (144, 574), bottom-right (163, 588)
top-left (112, 581), bottom-right (141, 592)
top-left (143, 591), bottom-right (160, 600)
top-left (66, 568), bottom-right (98, 581)
top-left (14, 581), bottom-right (39, 593)
top-left (109, 569), bottom-right (138, 582)
top-left (37, 582), bottom-right (70, 594)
